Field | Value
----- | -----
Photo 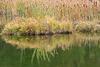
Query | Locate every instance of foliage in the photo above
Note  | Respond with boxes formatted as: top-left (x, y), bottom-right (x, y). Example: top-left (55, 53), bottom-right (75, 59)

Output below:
top-left (1, 17), bottom-right (73, 35)
top-left (75, 21), bottom-right (100, 33)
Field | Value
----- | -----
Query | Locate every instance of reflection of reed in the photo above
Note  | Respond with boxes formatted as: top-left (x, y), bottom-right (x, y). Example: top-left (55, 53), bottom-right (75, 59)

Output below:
top-left (31, 48), bottom-right (54, 63)
top-left (2, 33), bottom-right (100, 62)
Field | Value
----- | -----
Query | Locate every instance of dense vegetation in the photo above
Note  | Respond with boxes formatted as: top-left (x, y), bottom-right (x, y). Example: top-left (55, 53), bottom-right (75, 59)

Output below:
top-left (0, 0), bottom-right (100, 20)
top-left (1, 17), bottom-right (73, 35)
top-left (0, 0), bottom-right (100, 35)
top-left (1, 1), bottom-right (100, 66)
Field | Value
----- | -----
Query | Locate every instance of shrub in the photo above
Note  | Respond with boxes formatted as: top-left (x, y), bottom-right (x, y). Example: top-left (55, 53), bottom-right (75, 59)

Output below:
top-left (75, 21), bottom-right (100, 33)
top-left (1, 17), bottom-right (73, 35)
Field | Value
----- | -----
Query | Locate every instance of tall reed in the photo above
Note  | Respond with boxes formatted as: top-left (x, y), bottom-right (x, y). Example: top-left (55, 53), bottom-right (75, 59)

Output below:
top-left (0, 0), bottom-right (100, 21)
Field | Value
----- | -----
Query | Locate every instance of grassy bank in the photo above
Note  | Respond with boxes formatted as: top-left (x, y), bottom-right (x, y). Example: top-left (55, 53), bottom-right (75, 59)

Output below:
top-left (1, 17), bottom-right (73, 35)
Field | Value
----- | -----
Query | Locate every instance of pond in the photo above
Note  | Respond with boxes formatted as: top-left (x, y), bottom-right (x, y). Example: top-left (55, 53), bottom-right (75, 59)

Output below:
top-left (0, 33), bottom-right (100, 67)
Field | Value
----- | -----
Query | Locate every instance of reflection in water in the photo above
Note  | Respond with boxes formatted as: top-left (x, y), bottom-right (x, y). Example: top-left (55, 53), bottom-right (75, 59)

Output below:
top-left (2, 33), bottom-right (100, 63)
top-left (2, 34), bottom-right (73, 63)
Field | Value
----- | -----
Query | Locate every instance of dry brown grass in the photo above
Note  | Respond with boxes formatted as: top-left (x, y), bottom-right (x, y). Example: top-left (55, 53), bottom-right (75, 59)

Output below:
top-left (0, 0), bottom-right (100, 21)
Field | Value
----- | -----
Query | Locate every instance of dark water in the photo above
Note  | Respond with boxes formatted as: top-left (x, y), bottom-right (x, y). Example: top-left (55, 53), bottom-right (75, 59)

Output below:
top-left (0, 33), bottom-right (100, 67)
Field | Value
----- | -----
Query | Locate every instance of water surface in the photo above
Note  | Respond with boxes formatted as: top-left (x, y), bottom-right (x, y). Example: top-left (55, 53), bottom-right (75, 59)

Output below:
top-left (0, 33), bottom-right (100, 67)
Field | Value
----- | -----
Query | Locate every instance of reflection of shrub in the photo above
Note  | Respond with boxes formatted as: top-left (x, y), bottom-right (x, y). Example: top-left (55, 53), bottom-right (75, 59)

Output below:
top-left (2, 35), bottom-right (73, 50)
top-left (2, 33), bottom-right (100, 51)
top-left (73, 32), bottom-right (100, 46)
top-left (1, 34), bottom-right (74, 62)
top-left (1, 17), bottom-right (73, 35)
top-left (2, 33), bottom-right (100, 61)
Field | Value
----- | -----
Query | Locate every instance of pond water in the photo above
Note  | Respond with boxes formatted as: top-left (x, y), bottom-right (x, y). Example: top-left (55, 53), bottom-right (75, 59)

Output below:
top-left (0, 33), bottom-right (100, 67)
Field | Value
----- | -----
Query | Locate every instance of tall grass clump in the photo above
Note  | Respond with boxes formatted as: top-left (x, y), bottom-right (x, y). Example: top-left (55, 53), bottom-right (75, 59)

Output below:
top-left (1, 16), bottom-right (73, 35)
